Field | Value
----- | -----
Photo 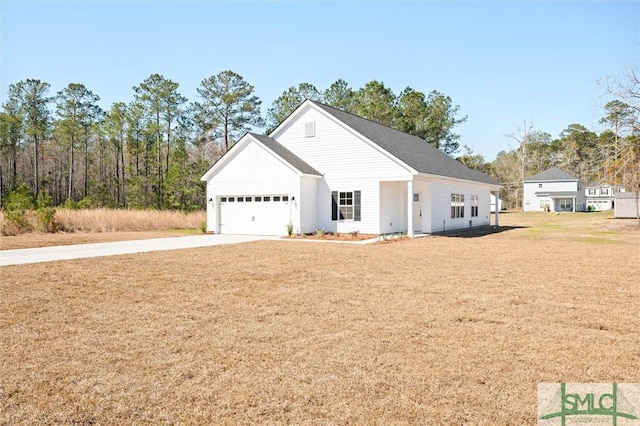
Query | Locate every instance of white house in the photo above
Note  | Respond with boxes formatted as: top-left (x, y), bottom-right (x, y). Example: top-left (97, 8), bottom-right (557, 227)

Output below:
top-left (201, 100), bottom-right (502, 236)
top-left (585, 183), bottom-right (623, 211)
top-left (523, 167), bottom-right (586, 212)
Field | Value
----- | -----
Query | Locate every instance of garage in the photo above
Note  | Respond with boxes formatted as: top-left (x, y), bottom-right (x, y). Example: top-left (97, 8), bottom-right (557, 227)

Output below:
top-left (218, 194), bottom-right (292, 235)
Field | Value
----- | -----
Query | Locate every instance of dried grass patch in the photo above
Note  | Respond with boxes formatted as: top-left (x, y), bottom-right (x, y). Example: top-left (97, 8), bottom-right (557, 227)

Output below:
top-left (54, 209), bottom-right (205, 233)
top-left (1, 218), bottom-right (638, 424)
top-left (0, 209), bottom-right (205, 235)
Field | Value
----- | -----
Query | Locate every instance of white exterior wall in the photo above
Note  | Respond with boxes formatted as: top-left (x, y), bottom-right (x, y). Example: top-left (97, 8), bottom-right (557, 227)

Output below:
top-left (205, 142), bottom-right (301, 233)
top-left (413, 178), bottom-right (432, 233)
top-left (490, 194), bottom-right (503, 212)
top-left (586, 199), bottom-right (613, 211)
top-left (274, 106), bottom-right (412, 181)
top-left (316, 177), bottom-right (382, 234)
top-left (298, 176), bottom-right (318, 234)
top-left (523, 180), bottom-right (585, 212)
top-left (379, 181), bottom-right (406, 234)
top-left (430, 179), bottom-right (492, 232)
top-left (273, 105), bottom-right (413, 235)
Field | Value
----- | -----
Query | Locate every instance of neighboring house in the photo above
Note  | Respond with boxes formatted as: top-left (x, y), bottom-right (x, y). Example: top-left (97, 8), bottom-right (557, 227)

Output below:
top-left (201, 100), bottom-right (502, 236)
top-left (523, 167), bottom-right (586, 212)
top-left (614, 192), bottom-right (639, 219)
top-left (490, 193), bottom-right (504, 213)
top-left (585, 183), bottom-right (624, 211)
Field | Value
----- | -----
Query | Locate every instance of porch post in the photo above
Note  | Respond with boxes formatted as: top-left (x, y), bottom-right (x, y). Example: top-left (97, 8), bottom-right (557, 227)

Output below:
top-left (407, 180), bottom-right (414, 237)
top-left (493, 190), bottom-right (500, 227)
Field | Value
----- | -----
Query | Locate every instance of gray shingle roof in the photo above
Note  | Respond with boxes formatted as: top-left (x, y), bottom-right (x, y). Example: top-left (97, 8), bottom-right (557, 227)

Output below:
top-left (250, 133), bottom-right (321, 176)
top-left (310, 101), bottom-right (501, 186)
top-left (525, 167), bottom-right (579, 182)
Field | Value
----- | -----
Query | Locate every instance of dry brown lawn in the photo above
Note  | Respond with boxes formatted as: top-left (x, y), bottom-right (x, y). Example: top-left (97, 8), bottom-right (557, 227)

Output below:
top-left (0, 230), bottom-right (202, 251)
top-left (1, 212), bottom-right (639, 425)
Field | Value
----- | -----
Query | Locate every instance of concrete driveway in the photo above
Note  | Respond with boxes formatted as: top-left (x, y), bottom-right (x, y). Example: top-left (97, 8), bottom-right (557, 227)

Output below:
top-left (0, 234), bottom-right (277, 267)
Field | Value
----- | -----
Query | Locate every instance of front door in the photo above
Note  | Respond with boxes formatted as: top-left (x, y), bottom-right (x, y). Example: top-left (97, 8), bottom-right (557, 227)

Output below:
top-left (412, 192), bottom-right (422, 232)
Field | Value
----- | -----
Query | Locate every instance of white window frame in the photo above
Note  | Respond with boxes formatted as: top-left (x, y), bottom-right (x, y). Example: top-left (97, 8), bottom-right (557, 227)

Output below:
top-left (451, 194), bottom-right (464, 219)
top-left (339, 191), bottom-right (354, 220)
top-left (471, 195), bottom-right (479, 217)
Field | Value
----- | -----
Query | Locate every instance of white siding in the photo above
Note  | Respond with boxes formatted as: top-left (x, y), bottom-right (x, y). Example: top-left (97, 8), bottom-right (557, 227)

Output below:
top-left (316, 177), bottom-right (381, 234)
top-left (523, 180), bottom-right (586, 212)
top-left (206, 141), bottom-right (301, 234)
top-left (274, 106), bottom-right (412, 180)
top-left (430, 179), bottom-right (491, 232)
top-left (273, 105), bottom-right (414, 235)
top-left (206, 182), bottom-right (216, 232)
top-left (298, 177), bottom-right (318, 234)
top-left (379, 181), bottom-right (405, 234)
top-left (413, 179), bottom-right (432, 233)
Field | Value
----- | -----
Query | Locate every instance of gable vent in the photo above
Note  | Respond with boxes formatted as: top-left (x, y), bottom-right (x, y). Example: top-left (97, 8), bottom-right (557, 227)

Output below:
top-left (304, 121), bottom-right (315, 137)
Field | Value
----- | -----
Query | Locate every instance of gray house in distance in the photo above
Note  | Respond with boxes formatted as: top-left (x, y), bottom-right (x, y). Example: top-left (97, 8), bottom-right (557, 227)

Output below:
top-left (523, 167), bottom-right (586, 212)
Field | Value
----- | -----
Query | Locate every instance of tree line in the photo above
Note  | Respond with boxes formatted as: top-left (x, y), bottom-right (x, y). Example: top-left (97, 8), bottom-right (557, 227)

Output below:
top-left (1, 69), bottom-right (638, 212)
top-left (459, 67), bottom-right (639, 210)
top-left (0, 72), bottom-right (467, 210)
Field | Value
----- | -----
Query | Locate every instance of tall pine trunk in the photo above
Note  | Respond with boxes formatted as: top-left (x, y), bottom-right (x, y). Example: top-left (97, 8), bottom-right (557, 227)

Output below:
top-left (33, 135), bottom-right (40, 198)
top-left (68, 136), bottom-right (74, 200)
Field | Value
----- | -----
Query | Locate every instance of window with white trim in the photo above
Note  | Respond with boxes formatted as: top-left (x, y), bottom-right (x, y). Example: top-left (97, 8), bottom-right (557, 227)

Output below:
top-left (560, 199), bottom-right (573, 210)
top-left (600, 188), bottom-right (610, 196)
top-left (339, 192), bottom-right (354, 220)
top-left (451, 194), bottom-right (464, 218)
top-left (331, 190), bottom-right (361, 221)
top-left (471, 195), bottom-right (478, 217)
top-left (587, 188), bottom-right (597, 196)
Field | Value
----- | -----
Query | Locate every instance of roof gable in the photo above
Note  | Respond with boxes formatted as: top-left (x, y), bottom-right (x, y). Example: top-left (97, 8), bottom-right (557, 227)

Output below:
top-left (200, 133), bottom-right (321, 181)
top-left (309, 101), bottom-right (500, 186)
top-left (525, 167), bottom-right (579, 182)
top-left (248, 133), bottom-right (321, 176)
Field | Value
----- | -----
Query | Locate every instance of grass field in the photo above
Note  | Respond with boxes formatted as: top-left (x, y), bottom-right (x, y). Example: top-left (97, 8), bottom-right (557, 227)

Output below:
top-left (1, 212), bottom-right (639, 424)
top-left (0, 208), bottom-right (205, 237)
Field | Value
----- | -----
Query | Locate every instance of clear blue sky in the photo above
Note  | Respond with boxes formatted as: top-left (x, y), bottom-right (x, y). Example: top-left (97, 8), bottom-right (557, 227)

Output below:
top-left (1, 1), bottom-right (638, 160)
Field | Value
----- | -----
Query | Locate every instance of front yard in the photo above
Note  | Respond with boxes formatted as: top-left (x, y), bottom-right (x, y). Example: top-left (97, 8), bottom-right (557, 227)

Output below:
top-left (1, 212), bottom-right (638, 424)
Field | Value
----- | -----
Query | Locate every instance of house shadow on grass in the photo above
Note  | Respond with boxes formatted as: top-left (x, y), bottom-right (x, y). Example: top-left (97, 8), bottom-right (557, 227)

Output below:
top-left (429, 225), bottom-right (527, 238)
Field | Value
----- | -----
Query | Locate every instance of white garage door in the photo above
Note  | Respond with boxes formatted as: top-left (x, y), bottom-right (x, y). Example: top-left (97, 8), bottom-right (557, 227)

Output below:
top-left (219, 195), bottom-right (291, 235)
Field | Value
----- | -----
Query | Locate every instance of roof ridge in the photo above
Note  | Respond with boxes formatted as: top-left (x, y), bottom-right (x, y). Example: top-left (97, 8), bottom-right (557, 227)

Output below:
top-left (308, 101), bottom-right (500, 186)
top-left (309, 100), bottom-right (419, 139)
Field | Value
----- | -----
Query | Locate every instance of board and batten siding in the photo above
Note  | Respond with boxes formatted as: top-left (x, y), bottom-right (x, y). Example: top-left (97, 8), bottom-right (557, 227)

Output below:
top-left (206, 141), bottom-right (301, 233)
top-left (430, 180), bottom-right (491, 232)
